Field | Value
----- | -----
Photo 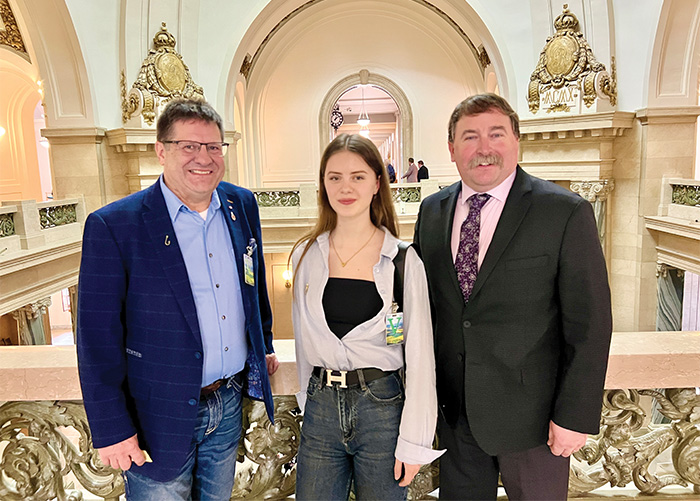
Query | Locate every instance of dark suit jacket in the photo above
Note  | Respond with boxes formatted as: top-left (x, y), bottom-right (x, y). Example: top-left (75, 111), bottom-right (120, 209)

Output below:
top-left (414, 167), bottom-right (612, 455)
top-left (417, 165), bottom-right (429, 181)
top-left (77, 180), bottom-right (275, 481)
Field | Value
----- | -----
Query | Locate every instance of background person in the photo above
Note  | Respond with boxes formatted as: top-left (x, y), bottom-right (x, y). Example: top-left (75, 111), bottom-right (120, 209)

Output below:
top-left (402, 157), bottom-right (418, 183)
top-left (386, 158), bottom-right (397, 183)
top-left (417, 160), bottom-right (429, 180)
top-left (292, 133), bottom-right (442, 500)
top-left (413, 94), bottom-right (612, 500)
top-left (77, 98), bottom-right (279, 501)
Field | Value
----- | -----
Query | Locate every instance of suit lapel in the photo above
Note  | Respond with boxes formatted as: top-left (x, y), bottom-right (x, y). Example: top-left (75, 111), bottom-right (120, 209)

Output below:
top-left (437, 182), bottom-right (464, 299)
top-left (142, 183), bottom-right (201, 341)
top-left (470, 167), bottom-right (532, 300)
top-left (217, 186), bottom-right (253, 322)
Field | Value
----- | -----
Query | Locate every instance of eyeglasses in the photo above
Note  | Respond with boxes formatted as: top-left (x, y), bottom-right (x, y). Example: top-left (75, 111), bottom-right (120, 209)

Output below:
top-left (161, 140), bottom-right (229, 157)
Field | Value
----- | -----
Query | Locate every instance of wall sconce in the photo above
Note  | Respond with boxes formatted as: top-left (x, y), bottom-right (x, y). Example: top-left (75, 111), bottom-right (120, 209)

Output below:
top-left (282, 269), bottom-right (293, 288)
top-left (0, 126), bottom-right (5, 138)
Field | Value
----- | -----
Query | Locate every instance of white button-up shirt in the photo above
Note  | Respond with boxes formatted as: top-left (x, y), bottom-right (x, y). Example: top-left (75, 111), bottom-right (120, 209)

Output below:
top-left (292, 227), bottom-right (443, 464)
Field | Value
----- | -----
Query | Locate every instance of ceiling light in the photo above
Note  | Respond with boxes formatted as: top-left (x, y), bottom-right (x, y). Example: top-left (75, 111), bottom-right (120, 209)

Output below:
top-left (357, 85), bottom-right (370, 127)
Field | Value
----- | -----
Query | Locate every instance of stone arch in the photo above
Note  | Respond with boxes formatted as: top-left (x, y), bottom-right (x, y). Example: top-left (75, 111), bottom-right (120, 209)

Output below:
top-left (223, 0), bottom-right (506, 186)
top-left (648, 0), bottom-right (700, 107)
top-left (12, 0), bottom-right (95, 127)
top-left (318, 70), bottom-right (413, 169)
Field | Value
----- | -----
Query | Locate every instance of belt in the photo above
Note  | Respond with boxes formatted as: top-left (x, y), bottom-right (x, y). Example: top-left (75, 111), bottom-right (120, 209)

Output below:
top-left (200, 370), bottom-right (245, 398)
top-left (312, 366), bottom-right (396, 388)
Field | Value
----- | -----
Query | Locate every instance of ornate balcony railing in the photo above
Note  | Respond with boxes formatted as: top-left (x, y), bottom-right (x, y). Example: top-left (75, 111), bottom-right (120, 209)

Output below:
top-left (0, 197), bottom-right (86, 317)
top-left (38, 201), bottom-right (78, 229)
top-left (671, 182), bottom-right (700, 207)
top-left (253, 189), bottom-right (300, 208)
top-left (2, 333), bottom-right (700, 500)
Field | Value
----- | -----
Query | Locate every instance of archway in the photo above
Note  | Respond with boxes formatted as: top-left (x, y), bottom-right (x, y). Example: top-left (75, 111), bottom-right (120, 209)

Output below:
top-left (226, 0), bottom-right (500, 187)
top-left (320, 70), bottom-right (412, 175)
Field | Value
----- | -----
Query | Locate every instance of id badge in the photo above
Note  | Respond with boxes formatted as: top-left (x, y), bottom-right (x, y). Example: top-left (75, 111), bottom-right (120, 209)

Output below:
top-left (385, 313), bottom-right (404, 345)
top-left (243, 253), bottom-right (255, 286)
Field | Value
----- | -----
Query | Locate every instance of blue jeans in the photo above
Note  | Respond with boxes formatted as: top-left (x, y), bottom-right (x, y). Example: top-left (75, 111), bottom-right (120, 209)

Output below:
top-left (296, 370), bottom-right (407, 501)
top-left (123, 376), bottom-right (243, 501)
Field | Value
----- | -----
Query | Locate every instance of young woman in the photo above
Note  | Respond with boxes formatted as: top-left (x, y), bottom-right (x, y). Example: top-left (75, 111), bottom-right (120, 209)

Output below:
top-left (291, 134), bottom-right (442, 500)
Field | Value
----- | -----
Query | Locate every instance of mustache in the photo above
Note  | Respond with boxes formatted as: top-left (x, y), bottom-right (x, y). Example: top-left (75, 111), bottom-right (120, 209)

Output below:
top-left (468, 155), bottom-right (503, 169)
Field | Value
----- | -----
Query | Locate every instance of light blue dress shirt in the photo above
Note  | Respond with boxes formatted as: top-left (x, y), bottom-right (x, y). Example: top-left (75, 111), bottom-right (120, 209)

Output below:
top-left (160, 176), bottom-right (247, 386)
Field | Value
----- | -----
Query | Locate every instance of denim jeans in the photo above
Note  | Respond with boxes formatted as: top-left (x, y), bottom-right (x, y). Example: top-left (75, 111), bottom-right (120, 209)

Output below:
top-left (123, 376), bottom-right (243, 501)
top-left (296, 370), bottom-right (407, 501)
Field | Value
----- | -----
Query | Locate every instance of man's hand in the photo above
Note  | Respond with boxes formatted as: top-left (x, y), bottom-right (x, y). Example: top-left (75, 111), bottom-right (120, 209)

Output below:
top-left (547, 420), bottom-right (586, 457)
top-left (394, 459), bottom-right (421, 487)
top-left (266, 353), bottom-right (280, 375)
top-left (97, 434), bottom-right (147, 471)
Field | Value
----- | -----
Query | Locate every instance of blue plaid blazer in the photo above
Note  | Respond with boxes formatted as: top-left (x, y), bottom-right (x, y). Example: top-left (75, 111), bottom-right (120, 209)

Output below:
top-left (77, 180), bottom-right (275, 482)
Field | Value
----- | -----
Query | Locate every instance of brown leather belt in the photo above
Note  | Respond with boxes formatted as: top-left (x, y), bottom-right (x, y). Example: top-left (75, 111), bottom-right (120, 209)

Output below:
top-left (200, 370), bottom-right (244, 398)
top-left (312, 366), bottom-right (396, 388)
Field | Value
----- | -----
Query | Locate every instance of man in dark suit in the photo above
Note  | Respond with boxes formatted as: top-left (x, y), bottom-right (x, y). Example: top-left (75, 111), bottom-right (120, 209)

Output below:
top-left (77, 99), bottom-right (279, 500)
top-left (417, 160), bottom-right (429, 180)
top-left (413, 94), bottom-right (612, 500)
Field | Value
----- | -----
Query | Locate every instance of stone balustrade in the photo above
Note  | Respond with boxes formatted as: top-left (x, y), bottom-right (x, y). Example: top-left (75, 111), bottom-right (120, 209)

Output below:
top-left (0, 198), bottom-right (86, 318)
top-left (645, 178), bottom-right (700, 276)
top-left (2, 332), bottom-right (700, 500)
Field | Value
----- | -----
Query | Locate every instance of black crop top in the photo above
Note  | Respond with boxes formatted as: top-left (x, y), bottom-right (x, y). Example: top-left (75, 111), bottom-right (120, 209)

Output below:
top-left (322, 277), bottom-right (383, 339)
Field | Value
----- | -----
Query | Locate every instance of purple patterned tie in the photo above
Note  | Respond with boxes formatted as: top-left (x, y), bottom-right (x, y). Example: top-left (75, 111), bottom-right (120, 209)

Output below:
top-left (455, 193), bottom-right (491, 303)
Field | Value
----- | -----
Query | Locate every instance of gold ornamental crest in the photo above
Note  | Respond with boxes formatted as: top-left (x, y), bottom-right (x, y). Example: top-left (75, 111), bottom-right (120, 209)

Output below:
top-left (120, 23), bottom-right (204, 125)
top-left (528, 5), bottom-right (616, 113)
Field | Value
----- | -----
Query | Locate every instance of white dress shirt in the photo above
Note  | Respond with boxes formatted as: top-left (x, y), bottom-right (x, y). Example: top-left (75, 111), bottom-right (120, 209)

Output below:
top-left (292, 228), bottom-right (443, 464)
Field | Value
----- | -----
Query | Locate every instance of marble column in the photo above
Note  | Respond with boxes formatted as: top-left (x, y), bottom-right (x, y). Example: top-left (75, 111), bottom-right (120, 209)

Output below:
top-left (652, 263), bottom-right (684, 423)
top-left (11, 298), bottom-right (52, 345)
top-left (570, 179), bottom-right (615, 249)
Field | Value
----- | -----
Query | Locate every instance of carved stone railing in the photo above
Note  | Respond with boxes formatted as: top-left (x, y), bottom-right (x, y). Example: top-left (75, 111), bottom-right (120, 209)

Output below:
top-left (570, 388), bottom-right (700, 495)
top-left (2, 333), bottom-right (700, 499)
top-left (645, 178), bottom-right (700, 277)
top-left (0, 197), bottom-right (86, 317)
top-left (253, 190), bottom-right (300, 208)
top-left (391, 185), bottom-right (421, 203)
top-left (671, 182), bottom-right (700, 207)
top-left (0, 211), bottom-right (15, 238)
top-left (38, 201), bottom-right (78, 229)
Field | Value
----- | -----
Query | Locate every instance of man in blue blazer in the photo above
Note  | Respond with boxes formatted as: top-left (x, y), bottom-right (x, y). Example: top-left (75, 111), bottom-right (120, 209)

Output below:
top-left (77, 99), bottom-right (279, 500)
top-left (414, 94), bottom-right (612, 500)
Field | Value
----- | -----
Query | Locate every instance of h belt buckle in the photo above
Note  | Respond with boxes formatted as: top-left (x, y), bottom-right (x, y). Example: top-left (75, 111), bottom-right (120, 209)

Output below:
top-left (325, 369), bottom-right (347, 388)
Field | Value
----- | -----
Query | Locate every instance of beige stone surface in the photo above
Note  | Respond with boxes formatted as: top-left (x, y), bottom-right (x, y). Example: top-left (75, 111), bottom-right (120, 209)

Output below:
top-left (4, 335), bottom-right (700, 401)
top-left (606, 331), bottom-right (700, 388)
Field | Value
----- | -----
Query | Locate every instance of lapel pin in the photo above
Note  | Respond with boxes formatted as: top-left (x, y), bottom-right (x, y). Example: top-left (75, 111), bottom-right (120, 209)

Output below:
top-left (230, 212), bottom-right (236, 221)
top-left (164, 235), bottom-right (171, 246)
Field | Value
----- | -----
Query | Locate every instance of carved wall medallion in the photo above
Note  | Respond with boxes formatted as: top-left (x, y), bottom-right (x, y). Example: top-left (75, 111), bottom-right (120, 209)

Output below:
top-left (0, 0), bottom-right (28, 58)
top-left (120, 23), bottom-right (205, 125)
top-left (528, 4), bottom-right (617, 114)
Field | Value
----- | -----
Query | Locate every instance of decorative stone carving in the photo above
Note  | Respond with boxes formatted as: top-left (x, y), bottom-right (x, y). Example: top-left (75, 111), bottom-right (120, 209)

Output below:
top-left (528, 5), bottom-right (617, 114)
top-left (392, 187), bottom-right (421, 203)
top-left (254, 191), bottom-right (301, 208)
top-left (656, 263), bottom-right (685, 279)
top-left (570, 388), bottom-right (700, 495)
top-left (0, 401), bottom-right (121, 501)
top-left (0, 212), bottom-right (15, 237)
top-left (4, 389), bottom-right (700, 499)
top-left (570, 179), bottom-right (615, 202)
top-left (671, 184), bottom-right (700, 207)
top-left (11, 298), bottom-right (51, 345)
top-left (120, 23), bottom-right (205, 126)
top-left (39, 203), bottom-right (78, 229)
top-left (0, 0), bottom-right (28, 57)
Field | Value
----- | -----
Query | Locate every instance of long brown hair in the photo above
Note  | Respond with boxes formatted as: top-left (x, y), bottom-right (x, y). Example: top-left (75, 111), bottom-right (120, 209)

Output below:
top-left (291, 133), bottom-right (399, 272)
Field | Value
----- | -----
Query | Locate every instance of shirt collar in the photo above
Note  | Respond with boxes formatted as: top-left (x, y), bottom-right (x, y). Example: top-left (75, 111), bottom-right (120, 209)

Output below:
top-left (459, 168), bottom-right (517, 205)
top-left (159, 175), bottom-right (220, 222)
